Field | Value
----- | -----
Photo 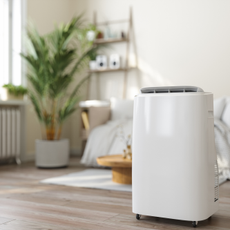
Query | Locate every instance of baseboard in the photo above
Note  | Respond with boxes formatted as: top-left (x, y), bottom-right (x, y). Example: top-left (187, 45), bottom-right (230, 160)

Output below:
top-left (21, 153), bottom-right (35, 163)
top-left (70, 147), bottom-right (82, 156)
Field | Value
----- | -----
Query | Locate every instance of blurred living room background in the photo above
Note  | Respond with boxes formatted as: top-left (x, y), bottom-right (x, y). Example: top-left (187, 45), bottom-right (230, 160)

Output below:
top-left (1, 0), bottom-right (230, 162)
top-left (1, 1), bottom-right (230, 229)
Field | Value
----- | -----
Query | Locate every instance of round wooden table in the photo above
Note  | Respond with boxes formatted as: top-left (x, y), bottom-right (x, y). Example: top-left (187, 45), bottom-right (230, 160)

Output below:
top-left (97, 154), bottom-right (132, 184)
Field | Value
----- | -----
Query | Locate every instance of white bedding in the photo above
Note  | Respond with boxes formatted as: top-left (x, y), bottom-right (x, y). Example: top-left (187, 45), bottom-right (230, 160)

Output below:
top-left (214, 118), bottom-right (230, 183)
top-left (80, 118), bottom-right (133, 167)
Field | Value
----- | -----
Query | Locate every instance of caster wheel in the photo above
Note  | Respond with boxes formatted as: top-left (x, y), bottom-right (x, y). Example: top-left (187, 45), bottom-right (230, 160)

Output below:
top-left (192, 221), bottom-right (198, 228)
top-left (136, 214), bottom-right (141, 220)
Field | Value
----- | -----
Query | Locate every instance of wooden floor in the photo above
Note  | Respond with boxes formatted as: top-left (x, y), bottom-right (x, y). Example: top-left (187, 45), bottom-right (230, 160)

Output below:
top-left (0, 158), bottom-right (230, 230)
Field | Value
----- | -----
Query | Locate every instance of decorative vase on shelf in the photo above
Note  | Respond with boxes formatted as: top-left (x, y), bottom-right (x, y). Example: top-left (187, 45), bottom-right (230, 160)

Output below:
top-left (86, 30), bottom-right (95, 41)
top-left (96, 55), bottom-right (107, 70)
top-left (89, 60), bottom-right (97, 70)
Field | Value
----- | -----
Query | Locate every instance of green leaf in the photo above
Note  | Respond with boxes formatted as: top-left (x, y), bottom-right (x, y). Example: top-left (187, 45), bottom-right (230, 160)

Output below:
top-left (29, 92), bottom-right (43, 121)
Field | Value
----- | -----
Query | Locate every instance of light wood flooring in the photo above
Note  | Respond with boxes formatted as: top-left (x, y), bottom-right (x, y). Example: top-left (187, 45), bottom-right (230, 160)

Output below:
top-left (0, 158), bottom-right (230, 230)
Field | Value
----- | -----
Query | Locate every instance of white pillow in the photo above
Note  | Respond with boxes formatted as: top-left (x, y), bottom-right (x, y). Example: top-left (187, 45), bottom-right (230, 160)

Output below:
top-left (222, 101), bottom-right (230, 129)
top-left (110, 97), bottom-right (133, 120)
top-left (214, 97), bottom-right (226, 119)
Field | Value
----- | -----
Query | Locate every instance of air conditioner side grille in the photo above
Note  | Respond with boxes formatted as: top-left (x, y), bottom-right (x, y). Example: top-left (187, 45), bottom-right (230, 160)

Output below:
top-left (214, 162), bottom-right (219, 202)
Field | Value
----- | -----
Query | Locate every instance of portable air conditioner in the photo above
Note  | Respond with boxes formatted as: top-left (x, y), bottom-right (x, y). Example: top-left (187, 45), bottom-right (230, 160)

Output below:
top-left (132, 86), bottom-right (219, 228)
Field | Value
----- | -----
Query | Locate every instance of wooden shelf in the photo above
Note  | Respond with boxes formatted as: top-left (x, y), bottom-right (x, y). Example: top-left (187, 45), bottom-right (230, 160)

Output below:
top-left (96, 19), bottom-right (129, 26)
top-left (94, 38), bottom-right (128, 45)
top-left (89, 67), bottom-right (136, 74)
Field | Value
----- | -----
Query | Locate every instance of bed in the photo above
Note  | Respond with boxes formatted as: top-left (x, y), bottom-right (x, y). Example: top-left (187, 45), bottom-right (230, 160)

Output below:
top-left (81, 98), bottom-right (133, 167)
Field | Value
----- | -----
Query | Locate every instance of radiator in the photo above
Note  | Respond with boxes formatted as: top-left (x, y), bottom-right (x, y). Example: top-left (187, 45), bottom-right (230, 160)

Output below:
top-left (0, 106), bottom-right (21, 164)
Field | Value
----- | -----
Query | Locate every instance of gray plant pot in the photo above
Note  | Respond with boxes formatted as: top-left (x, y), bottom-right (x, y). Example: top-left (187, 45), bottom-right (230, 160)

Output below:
top-left (35, 139), bottom-right (69, 168)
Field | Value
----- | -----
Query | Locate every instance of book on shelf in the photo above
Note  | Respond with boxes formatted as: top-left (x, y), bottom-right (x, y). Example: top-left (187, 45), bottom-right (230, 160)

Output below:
top-left (81, 111), bottom-right (90, 130)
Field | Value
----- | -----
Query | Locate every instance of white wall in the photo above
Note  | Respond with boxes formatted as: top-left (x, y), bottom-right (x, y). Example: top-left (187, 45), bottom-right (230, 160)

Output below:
top-left (73, 0), bottom-right (230, 99)
top-left (27, 0), bottom-right (74, 35)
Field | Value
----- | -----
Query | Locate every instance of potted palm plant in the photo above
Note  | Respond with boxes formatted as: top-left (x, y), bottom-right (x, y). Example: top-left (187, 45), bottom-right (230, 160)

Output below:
top-left (21, 17), bottom-right (99, 168)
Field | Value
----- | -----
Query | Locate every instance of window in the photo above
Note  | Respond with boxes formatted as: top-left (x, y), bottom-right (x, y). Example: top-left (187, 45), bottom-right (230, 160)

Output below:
top-left (0, 0), bottom-right (26, 87)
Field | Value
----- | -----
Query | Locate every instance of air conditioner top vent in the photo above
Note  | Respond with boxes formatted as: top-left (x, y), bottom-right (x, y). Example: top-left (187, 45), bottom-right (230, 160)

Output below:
top-left (140, 86), bottom-right (204, 94)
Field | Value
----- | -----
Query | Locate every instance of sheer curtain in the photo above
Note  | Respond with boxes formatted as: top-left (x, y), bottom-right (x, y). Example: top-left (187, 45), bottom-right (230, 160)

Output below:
top-left (0, 0), bottom-right (25, 88)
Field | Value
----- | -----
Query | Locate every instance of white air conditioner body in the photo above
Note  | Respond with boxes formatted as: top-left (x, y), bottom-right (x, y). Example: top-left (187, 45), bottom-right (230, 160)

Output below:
top-left (132, 86), bottom-right (219, 226)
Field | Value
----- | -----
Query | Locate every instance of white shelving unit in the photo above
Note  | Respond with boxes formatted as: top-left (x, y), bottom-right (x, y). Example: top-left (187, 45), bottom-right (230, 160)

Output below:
top-left (88, 7), bottom-right (138, 99)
